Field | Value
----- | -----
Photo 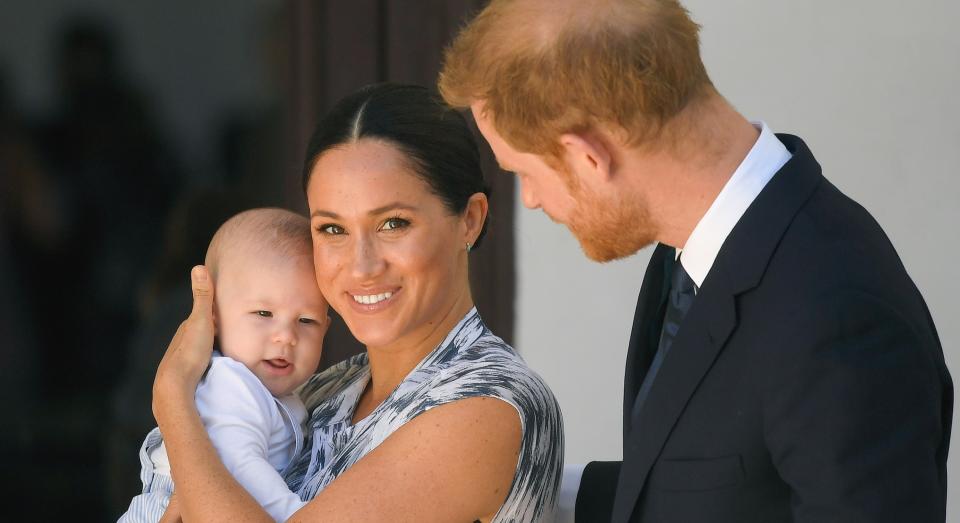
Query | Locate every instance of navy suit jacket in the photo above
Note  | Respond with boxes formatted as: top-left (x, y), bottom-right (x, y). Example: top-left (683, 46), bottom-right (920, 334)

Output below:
top-left (575, 134), bottom-right (952, 522)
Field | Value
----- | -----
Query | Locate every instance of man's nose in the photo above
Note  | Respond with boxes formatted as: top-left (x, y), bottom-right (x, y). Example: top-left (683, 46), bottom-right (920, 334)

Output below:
top-left (519, 179), bottom-right (541, 210)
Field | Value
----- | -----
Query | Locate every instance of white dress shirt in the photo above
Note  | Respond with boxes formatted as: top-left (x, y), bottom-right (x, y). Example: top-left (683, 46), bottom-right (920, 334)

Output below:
top-left (557, 122), bottom-right (791, 522)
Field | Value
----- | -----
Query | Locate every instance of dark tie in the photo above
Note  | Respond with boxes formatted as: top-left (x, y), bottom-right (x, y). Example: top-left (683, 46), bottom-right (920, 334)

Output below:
top-left (631, 257), bottom-right (697, 422)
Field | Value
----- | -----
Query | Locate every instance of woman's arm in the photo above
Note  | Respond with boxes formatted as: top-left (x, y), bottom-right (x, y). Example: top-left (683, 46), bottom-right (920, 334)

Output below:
top-left (155, 266), bottom-right (522, 522)
top-left (291, 396), bottom-right (521, 523)
top-left (153, 266), bottom-right (273, 522)
top-left (159, 492), bottom-right (181, 523)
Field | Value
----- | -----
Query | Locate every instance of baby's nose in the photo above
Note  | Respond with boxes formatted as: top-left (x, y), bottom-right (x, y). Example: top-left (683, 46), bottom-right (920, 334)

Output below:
top-left (272, 325), bottom-right (298, 346)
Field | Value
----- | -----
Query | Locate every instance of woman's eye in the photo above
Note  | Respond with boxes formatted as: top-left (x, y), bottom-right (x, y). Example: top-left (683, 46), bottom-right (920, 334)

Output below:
top-left (255, 310), bottom-right (273, 318)
top-left (380, 217), bottom-right (410, 231)
top-left (318, 224), bottom-right (345, 235)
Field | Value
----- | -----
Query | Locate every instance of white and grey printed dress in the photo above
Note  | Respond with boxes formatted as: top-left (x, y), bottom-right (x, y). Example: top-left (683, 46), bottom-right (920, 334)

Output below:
top-left (282, 308), bottom-right (563, 522)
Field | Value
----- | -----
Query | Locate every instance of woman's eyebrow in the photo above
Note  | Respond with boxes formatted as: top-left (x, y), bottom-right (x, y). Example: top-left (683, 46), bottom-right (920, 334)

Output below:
top-left (311, 209), bottom-right (339, 219)
top-left (367, 203), bottom-right (419, 216)
top-left (311, 203), bottom-right (419, 219)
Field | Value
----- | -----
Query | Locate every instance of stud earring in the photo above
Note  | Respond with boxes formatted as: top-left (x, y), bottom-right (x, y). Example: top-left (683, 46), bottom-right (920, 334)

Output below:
top-left (466, 242), bottom-right (473, 253)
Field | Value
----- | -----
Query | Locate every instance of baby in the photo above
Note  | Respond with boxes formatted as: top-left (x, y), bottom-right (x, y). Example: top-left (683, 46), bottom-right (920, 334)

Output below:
top-left (119, 208), bottom-right (328, 522)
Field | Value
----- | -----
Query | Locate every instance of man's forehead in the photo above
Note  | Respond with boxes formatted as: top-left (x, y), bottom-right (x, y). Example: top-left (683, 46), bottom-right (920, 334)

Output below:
top-left (469, 103), bottom-right (501, 142)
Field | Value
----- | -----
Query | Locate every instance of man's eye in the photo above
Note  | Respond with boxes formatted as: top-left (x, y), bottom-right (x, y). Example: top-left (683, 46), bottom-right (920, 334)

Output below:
top-left (255, 310), bottom-right (273, 318)
top-left (318, 224), bottom-right (345, 235)
top-left (380, 217), bottom-right (410, 231)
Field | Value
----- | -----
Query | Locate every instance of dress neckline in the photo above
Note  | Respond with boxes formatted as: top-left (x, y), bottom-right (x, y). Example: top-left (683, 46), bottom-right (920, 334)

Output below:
top-left (338, 307), bottom-right (484, 428)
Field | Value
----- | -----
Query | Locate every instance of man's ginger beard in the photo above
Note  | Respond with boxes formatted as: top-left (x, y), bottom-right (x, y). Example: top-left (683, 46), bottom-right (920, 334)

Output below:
top-left (557, 162), bottom-right (656, 262)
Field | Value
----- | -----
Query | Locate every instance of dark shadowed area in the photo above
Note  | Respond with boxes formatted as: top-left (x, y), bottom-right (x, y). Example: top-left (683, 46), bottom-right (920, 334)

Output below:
top-left (0, 1), bottom-right (513, 519)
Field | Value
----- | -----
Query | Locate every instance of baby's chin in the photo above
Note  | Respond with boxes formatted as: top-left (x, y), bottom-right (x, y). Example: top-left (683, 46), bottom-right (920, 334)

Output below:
top-left (262, 376), bottom-right (310, 397)
top-left (263, 380), bottom-right (294, 397)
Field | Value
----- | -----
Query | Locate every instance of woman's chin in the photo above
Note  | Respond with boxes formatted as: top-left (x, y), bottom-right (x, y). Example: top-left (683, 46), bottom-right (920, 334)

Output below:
top-left (356, 334), bottom-right (398, 350)
top-left (342, 320), bottom-right (400, 350)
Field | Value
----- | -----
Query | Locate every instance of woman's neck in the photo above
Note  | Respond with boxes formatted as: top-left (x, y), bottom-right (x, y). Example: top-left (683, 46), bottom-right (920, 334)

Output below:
top-left (353, 291), bottom-right (475, 422)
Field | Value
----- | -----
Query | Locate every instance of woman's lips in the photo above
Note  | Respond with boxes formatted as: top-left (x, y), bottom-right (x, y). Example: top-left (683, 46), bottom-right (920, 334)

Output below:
top-left (346, 288), bottom-right (400, 313)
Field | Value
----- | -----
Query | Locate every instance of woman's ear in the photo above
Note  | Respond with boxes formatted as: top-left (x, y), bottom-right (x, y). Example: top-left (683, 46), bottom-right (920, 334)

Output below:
top-left (559, 130), bottom-right (613, 184)
top-left (463, 192), bottom-right (489, 247)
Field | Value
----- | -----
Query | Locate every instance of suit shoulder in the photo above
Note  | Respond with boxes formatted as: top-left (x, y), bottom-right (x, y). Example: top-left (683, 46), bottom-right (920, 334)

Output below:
top-left (765, 179), bottom-right (913, 297)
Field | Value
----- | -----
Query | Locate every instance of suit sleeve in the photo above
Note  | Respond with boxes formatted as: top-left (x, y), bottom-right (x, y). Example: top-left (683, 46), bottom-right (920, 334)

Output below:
top-left (762, 289), bottom-right (948, 522)
top-left (575, 461), bottom-right (621, 522)
top-left (196, 359), bottom-right (307, 522)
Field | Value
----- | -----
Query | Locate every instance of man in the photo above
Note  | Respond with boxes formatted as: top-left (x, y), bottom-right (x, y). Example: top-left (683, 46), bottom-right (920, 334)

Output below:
top-left (439, 0), bottom-right (952, 521)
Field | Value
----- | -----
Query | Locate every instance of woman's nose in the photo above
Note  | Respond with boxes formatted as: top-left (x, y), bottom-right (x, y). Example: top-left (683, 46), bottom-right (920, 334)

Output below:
top-left (351, 235), bottom-right (386, 280)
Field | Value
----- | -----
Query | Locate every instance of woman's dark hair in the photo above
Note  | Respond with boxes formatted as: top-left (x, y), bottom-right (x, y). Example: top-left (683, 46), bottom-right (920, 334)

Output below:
top-left (301, 83), bottom-right (491, 249)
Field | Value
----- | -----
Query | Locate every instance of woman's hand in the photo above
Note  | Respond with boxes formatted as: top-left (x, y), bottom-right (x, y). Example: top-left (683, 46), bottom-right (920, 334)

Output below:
top-left (147, 265), bottom-right (274, 523)
top-left (153, 266), bottom-right (216, 422)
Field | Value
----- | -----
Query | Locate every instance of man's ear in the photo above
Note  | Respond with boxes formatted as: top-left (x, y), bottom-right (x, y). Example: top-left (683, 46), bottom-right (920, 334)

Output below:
top-left (559, 131), bottom-right (613, 183)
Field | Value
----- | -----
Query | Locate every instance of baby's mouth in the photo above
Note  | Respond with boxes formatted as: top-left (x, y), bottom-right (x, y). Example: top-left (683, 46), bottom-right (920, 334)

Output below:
top-left (265, 358), bottom-right (291, 370)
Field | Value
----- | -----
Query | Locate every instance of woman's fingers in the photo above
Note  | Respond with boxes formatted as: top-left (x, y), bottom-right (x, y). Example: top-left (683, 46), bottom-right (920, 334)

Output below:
top-left (182, 266), bottom-right (215, 356)
top-left (153, 266), bottom-right (217, 414)
top-left (190, 265), bottom-right (214, 324)
top-left (176, 265), bottom-right (215, 373)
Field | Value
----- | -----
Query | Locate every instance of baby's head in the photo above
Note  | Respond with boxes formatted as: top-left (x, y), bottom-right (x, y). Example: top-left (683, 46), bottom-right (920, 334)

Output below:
top-left (205, 208), bottom-right (328, 396)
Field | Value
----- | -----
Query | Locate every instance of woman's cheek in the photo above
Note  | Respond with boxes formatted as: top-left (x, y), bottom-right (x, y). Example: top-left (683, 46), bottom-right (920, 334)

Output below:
top-left (312, 245), bottom-right (337, 282)
top-left (313, 247), bottom-right (347, 306)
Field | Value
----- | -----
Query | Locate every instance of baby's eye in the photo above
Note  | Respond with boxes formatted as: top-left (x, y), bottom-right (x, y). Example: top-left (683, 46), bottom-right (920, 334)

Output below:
top-left (298, 317), bottom-right (317, 325)
top-left (380, 217), bottom-right (410, 231)
top-left (317, 224), bottom-right (345, 235)
top-left (255, 310), bottom-right (273, 318)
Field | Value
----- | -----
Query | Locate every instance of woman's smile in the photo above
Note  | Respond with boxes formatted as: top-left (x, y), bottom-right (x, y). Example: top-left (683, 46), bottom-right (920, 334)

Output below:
top-left (347, 287), bottom-right (401, 312)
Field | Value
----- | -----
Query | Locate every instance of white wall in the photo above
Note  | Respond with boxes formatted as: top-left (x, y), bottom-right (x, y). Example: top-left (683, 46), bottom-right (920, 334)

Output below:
top-left (515, 0), bottom-right (960, 518)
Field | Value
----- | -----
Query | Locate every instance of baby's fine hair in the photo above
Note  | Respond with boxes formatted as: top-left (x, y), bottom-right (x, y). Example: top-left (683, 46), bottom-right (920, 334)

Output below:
top-left (205, 208), bottom-right (312, 279)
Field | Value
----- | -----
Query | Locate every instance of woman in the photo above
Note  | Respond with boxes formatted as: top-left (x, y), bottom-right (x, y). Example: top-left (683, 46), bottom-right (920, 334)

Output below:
top-left (152, 84), bottom-right (563, 522)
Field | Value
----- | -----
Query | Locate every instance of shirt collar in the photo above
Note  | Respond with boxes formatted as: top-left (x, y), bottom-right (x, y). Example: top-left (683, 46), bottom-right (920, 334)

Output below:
top-left (678, 121), bottom-right (792, 289)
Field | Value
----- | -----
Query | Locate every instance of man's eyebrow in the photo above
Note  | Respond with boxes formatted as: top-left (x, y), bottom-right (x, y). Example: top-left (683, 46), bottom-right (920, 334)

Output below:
top-left (310, 203), bottom-right (419, 220)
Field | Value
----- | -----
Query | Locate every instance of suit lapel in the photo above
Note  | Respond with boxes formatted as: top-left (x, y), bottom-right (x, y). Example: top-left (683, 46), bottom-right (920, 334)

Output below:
top-left (622, 244), bottom-right (674, 439)
top-left (611, 134), bottom-right (825, 522)
top-left (613, 278), bottom-right (739, 521)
